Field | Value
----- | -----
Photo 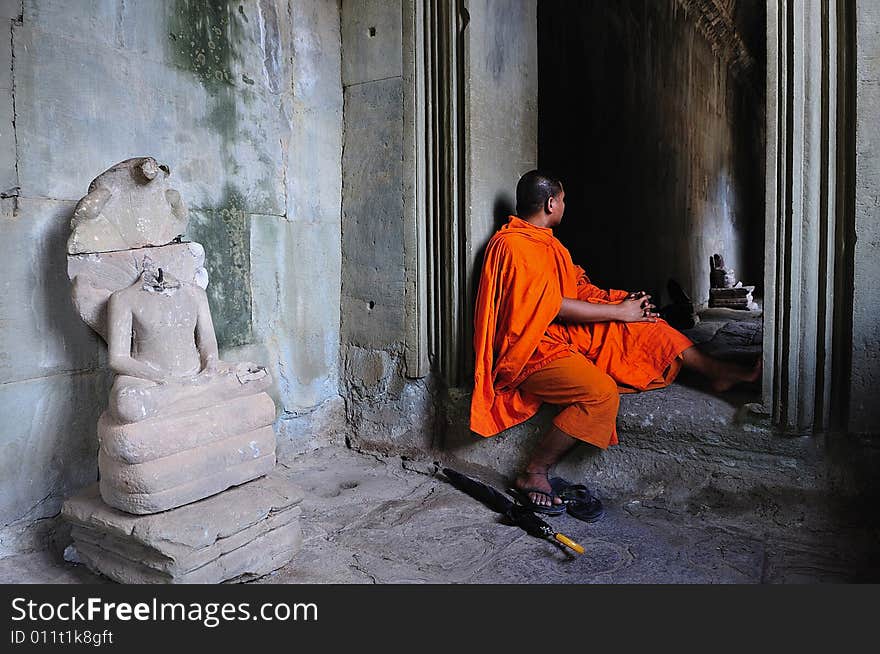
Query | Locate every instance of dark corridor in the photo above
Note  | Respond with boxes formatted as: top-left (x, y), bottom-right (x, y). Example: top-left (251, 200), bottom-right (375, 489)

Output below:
top-left (537, 0), bottom-right (767, 314)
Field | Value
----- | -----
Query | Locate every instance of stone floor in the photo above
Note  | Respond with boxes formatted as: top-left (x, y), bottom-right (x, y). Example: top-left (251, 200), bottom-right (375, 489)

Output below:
top-left (2, 445), bottom-right (876, 584)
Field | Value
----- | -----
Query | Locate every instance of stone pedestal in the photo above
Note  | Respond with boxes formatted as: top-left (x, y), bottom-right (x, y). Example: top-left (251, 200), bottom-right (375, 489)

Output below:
top-left (62, 472), bottom-right (303, 584)
top-left (708, 285), bottom-right (758, 310)
top-left (97, 391), bottom-right (277, 515)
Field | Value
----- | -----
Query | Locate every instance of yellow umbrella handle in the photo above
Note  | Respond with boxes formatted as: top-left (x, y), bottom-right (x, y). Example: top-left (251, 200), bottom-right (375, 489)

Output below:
top-left (554, 533), bottom-right (585, 555)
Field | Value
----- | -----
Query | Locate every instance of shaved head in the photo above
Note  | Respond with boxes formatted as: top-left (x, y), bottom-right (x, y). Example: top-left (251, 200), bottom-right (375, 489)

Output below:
top-left (516, 170), bottom-right (564, 218)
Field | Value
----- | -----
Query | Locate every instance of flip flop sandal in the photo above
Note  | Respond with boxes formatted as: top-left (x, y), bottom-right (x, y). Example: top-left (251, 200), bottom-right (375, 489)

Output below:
top-left (508, 487), bottom-right (567, 516)
top-left (549, 477), bottom-right (592, 502)
top-left (549, 477), bottom-right (606, 523)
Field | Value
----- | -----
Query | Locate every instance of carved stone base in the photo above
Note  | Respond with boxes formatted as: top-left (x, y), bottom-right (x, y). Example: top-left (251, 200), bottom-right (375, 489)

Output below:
top-left (62, 472), bottom-right (303, 584)
top-left (97, 392), bottom-right (277, 514)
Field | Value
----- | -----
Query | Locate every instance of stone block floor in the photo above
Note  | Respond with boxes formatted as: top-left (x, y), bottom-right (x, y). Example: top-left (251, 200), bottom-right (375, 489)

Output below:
top-left (2, 445), bottom-right (877, 584)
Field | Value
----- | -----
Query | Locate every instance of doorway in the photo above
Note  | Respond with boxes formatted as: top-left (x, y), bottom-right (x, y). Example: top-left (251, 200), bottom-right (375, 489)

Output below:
top-left (536, 0), bottom-right (766, 397)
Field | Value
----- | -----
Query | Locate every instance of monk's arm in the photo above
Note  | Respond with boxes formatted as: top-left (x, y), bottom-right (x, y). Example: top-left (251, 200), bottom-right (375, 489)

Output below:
top-left (106, 293), bottom-right (168, 382)
top-left (556, 296), bottom-right (658, 324)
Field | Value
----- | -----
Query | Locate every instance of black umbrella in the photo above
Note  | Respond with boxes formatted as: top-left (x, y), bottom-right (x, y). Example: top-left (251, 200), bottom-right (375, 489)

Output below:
top-left (442, 467), bottom-right (584, 555)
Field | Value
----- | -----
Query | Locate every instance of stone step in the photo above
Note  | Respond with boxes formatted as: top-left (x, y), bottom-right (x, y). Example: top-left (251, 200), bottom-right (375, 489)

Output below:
top-left (438, 382), bottom-right (875, 526)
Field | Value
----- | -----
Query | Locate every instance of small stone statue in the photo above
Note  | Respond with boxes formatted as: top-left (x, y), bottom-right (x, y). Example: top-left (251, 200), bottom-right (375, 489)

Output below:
top-left (709, 253), bottom-right (737, 289)
top-left (709, 253), bottom-right (757, 310)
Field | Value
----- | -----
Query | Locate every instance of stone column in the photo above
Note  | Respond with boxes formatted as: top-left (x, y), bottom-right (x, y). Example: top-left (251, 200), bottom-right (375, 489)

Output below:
top-left (764, 0), bottom-right (854, 433)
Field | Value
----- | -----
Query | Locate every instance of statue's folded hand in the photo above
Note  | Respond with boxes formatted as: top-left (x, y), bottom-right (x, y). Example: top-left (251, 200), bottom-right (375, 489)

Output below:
top-left (235, 363), bottom-right (269, 384)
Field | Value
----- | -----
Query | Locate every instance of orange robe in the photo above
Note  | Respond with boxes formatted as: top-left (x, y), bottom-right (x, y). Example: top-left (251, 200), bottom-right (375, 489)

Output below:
top-left (470, 215), bottom-right (693, 445)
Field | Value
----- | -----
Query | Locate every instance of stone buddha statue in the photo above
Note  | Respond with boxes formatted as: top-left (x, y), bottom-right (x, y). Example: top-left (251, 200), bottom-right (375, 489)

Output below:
top-left (67, 157), bottom-right (277, 515)
top-left (106, 260), bottom-right (270, 424)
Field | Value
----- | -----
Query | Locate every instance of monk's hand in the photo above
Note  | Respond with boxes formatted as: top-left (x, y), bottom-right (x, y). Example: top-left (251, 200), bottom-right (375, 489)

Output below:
top-left (639, 294), bottom-right (659, 321)
top-left (618, 295), bottom-right (659, 322)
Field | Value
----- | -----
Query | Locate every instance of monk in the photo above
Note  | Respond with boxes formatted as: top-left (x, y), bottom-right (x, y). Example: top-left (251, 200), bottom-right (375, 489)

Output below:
top-left (470, 170), bottom-right (761, 513)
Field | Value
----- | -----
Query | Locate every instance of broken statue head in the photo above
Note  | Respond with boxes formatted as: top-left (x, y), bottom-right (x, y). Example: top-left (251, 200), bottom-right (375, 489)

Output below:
top-left (67, 156), bottom-right (188, 255)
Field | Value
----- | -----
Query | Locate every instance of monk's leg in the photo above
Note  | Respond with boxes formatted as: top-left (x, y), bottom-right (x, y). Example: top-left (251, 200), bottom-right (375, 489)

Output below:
top-left (680, 346), bottom-right (762, 392)
top-left (515, 426), bottom-right (579, 508)
top-left (516, 355), bottom-right (620, 507)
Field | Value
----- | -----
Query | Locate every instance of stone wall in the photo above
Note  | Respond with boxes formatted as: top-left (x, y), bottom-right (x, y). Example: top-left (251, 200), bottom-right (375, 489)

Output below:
top-left (537, 0), bottom-right (765, 308)
top-left (338, 0), bottom-right (537, 457)
top-left (851, 1), bottom-right (880, 435)
top-left (0, 0), bottom-right (344, 555)
top-left (463, 0), bottom-right (538, 375)
top-left (339, 0), bottom-right (438, 458)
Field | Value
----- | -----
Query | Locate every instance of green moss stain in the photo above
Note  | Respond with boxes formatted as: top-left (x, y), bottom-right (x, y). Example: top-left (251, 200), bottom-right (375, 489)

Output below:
top-left (188, 187), bottom-right (253, 349)
top-left (167, 0), bottom-right (245, 146)
top-left (166, 0), bottom-right (282, 212)
top-left (168, 1), bottom-right (241, 92)
top-left (167, 3), bottom-right (255, 347)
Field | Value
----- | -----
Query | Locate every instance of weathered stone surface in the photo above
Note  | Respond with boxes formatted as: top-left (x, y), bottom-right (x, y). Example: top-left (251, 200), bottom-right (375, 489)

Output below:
top-left (0, 23), bottom-right (13, 197)
top-left (100, 424), bottom-right (274, 495)
top-left (187, 203), bottom-right (253, 349)
top-left (67, 241), bottom-right (208, 341)
top-left (161, 0), bottom-right (292, 99)
top-left (23, 0), bottom-right (126, 49)
top-left (688, 319), bottom-right (762, 364)
top-left (852, 3), bottom-right (880, 435)
top-left (287, 0), bottom-right (343, 225)
top-left (85, 469), bottom-right (300, 546)
top-left (0, 371), bottom-right (108, 528)
top-left (341, 77), bottom-right (406, 349)
top-left (100, 392), bottom-right (275, 464)
top-left (13, 22), bottom-right (285, 213)
top-left (0, 90), bottom-right (15, 197)
top-left (343, 346), bottom-right (436, 457)
top-left (465, 0), bottom-right (538, 271)
top-left (341, 0), bottom-right (403, 87)
top-left (0, 16), bottom-right (9, 83)
top-left (67, 157), bottom-right (188, 254)
top-left (275, 396), bottom-right (348, 459)
top-left (62, 473), bottom-right (304, 583)
top-left (72, 519), bottom-right (300, 584)
top-left (250, 216), bottom-right (341, 411)
top-left (22, 1), bottom-right (294, 102)
top-left (99, 445), bottom-right (276, 515)
top-left (0, 1), bottom-right (20, 21)
top-left (0, 198), bottom-right (102, 385)
top-left (8, 447), bottom-right (878, 583)
top-left (255, 447), bottom-right (878, 584)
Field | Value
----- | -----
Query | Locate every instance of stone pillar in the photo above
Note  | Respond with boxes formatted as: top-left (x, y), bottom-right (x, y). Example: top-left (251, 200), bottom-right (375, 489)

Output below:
top-left (764, 0), bottom-right (852, 433)
top-left (406, 0), bottom-right (537, 386)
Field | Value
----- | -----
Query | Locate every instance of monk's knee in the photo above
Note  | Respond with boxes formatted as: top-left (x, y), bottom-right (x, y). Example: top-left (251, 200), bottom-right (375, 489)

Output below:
top-left (575, 373), bottom-right (619, 408)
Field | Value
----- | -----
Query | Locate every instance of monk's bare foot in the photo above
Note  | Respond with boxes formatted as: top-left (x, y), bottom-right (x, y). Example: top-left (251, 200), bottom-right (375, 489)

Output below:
top-left (710, 357), bottom-right (763, 393)
top-left (514, 470), bottom-right (563, 508)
